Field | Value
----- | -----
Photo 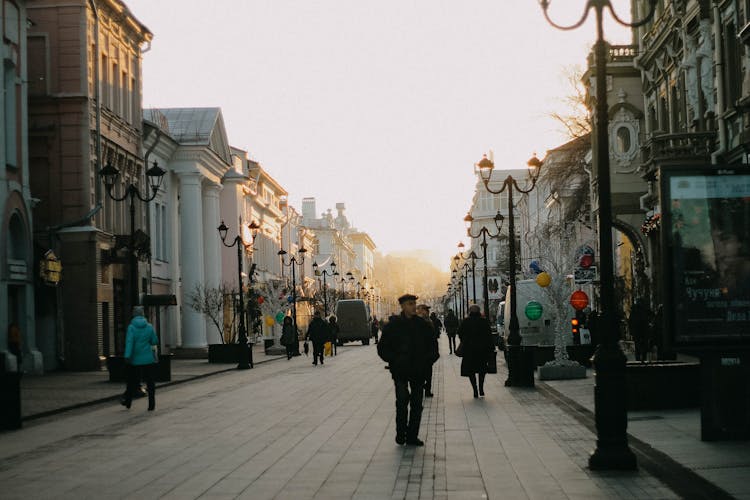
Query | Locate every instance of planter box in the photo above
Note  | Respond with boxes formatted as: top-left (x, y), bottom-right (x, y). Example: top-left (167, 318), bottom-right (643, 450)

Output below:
top-left (107, 355), bottom-right (172, 383)
top-left (534, 345), bottom-right (597, 368)
top-left (208, 343), bottom-right (253, 365)
top-left (626, 361), bottom-right (700, 411)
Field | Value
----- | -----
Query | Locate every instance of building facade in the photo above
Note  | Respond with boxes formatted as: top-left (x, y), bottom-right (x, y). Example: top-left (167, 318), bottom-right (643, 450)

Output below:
top-left (27, 0), bottom-right (151, 370)
top-left (2, 0), bottom-right (43, 373)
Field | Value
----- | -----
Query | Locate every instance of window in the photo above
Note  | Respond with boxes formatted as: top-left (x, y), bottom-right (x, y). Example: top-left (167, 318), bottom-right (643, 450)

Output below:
top-left (121, 71), bottom-right (128, 122)
top-left (112, 61), bottom-right (119, 114)
top-left (4, 62), bottom-right (17, 167)
top-left (478, 191), bottom-right (496, 213)
top-left (160, 204), bottom-right (168, 261)
top-left (101, 54), bottom-right (109, 107)
top-left (154, 202), bottom-right (162, 259)
top-left (616, 126), bottom-right (632, 154)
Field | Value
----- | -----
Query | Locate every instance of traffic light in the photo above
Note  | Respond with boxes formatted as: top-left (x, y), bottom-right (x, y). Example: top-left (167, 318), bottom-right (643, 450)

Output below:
top-left (571, 317), bottom-right (581, 344)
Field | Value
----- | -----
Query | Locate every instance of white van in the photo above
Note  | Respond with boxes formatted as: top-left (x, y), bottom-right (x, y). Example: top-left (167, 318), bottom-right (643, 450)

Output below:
top-left (334, 300), bottom-right (371, 345)
top-left (502, 279), bottom-right (575, 346)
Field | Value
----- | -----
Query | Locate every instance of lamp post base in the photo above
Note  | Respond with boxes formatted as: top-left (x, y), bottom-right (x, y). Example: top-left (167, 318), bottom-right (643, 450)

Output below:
top-left (504, 345), bottom-right (535, 387)
top-left (588, 341), bottom-right (636, 470)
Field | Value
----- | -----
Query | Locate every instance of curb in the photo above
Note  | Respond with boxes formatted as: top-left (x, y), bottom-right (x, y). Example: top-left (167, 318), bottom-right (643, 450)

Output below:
top-left (21, 354), bottom-right (286, 423)
top-left (536, 381), bottom-right (735, 500)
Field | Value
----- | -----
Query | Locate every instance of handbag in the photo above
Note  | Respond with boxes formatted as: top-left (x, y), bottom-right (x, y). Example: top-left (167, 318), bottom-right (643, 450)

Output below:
top-left (324, 341), bottom-right (332, 356)
top-left (303, 341), bottom-right (309, 356)
top-left (455, 342), bottom-right (464, 357)
top-left (486, 350), bottom-right (497, 374)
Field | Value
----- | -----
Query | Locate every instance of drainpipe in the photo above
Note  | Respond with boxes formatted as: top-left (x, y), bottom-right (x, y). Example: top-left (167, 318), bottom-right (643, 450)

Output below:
top-left (711, 4), bottom-right (728, 163)
top-left (88, 0), bottom-right (103, 209)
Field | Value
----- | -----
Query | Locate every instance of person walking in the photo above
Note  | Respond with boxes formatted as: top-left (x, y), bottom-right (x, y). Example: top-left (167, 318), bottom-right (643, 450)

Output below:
top-left (280, 316), bottom-right (298, 360)
top-left (417, 304), bottom-right (439, 398)
top-left (628, 300), bottom-right (652, 362)
top-left (7, 323), bottom-right (22, 371)
top-left (121, 306), bottom-right (158, 411)
top-left (458, 305), bottom-right (493, 399)
top-left (328, 316), bottom-right (339, 355)
top-left (444, 309), bottom-right (459, 354)
top-left (371, 316), bottom-right (380, 344)
top-left (377, 294), bottom-right (434, 446)
top-left (306, 310), bottom-right (329, 366)
top-left (429, 312), bottom-right (443, 338)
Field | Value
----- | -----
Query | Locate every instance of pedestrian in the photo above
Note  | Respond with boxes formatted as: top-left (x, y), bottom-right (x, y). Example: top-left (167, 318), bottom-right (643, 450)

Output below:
top-left (306, 310), bottom-right (329, 366)
top-left (417, 304), bottom-right (439, 398)
top-left (377, 294), bottom-right (433, 446)
top-left (121, 306), bottom-right (158, 411)
top-left (280, 316), bottom-right (297, 360)
top-left (7, 322), bottom-right (22, 371)
top-left (328, 315), bottom-right (339, 355)
top-left (443, 309), bottom-right (459, 354)
top-left (371, 316), bottom-right (380, 344)
top-left (457, 305), bottom-right (493, 399)
top-left (628, 299), bottom-right (652, 362)
top-left (429, 312), bottom-right (443, 337)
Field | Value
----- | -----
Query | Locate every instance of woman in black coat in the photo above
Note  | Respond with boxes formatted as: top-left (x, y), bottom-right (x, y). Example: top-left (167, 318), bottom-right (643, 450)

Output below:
top-left (458, 305), bottom-right (493, 398)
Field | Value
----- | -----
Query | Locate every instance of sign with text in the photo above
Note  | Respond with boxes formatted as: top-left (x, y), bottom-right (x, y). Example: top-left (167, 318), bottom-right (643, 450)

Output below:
top-left (661, 167), bottom-right (750, 346)
top-left (574, 267), bottom-right (597, 284)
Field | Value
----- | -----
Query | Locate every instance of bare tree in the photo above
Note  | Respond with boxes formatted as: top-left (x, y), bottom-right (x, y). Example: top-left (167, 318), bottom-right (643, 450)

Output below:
top-left (549, 64), bottom-right (591, 140)
top-left (186, 283), bottom-right (237, 344)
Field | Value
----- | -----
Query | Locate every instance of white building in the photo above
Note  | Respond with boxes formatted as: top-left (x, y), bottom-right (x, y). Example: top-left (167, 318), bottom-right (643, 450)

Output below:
top-left (1, 0), bottom-right (42, 373)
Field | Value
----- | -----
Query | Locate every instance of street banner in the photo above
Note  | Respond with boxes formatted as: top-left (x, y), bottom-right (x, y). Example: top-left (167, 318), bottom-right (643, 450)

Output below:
top-left (661, 167), bottom-right (750, 346)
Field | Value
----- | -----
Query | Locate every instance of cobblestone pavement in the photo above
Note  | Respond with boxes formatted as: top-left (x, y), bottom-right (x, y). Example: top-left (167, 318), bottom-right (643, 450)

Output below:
top-left (19, 344), bottom-right (285, 419)
top-left (1, 338), bottom-right (679, 499)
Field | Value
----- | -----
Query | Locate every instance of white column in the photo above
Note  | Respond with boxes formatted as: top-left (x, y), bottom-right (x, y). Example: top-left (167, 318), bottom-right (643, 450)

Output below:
top-left (178, 173), bottom-right (207, 348)
top-left (202, 182), bottom-right (222, 344)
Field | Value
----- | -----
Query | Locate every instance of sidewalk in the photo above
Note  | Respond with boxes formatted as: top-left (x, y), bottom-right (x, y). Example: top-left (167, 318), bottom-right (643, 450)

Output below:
top-left (540, 366), bottom-right (750, 499)
top-left (19, 343), bottom-right (286, 420)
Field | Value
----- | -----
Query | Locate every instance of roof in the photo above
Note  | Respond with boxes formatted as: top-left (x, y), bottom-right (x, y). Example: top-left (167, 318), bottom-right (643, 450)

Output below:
top-left (148, 108), bottom-right (231, 164)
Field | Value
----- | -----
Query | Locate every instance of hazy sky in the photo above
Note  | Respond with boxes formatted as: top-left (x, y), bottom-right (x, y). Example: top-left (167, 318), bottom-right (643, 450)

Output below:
top-left (127, 0), bottom-right (632, 270)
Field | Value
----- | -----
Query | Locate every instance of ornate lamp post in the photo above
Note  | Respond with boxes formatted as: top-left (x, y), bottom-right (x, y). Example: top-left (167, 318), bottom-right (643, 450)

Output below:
top-left (467, 251), bottom-right (479, 305)
top-left (218, 220), bottom-right (260, 369)
top-left (278, 247), bottom-right (307, 340)
top-left (465, 210), bottom-right (504, 319)
top-left (313, 260), bottom-right (337, 317)
top-left (100, 160), bottom-right (166, 312)
top-left (473, 153), bottom-right (542, 388)
top-left (538, 0), bottom-right (656, 470)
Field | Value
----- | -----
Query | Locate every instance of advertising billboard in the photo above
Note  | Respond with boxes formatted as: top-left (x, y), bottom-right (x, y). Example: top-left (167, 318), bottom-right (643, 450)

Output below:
top-left (661, 167), bottom-right (750, 347)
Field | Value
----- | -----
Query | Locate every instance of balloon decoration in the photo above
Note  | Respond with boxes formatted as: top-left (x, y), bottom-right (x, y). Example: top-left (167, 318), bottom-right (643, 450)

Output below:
top-left (529, 260), bottom-right (543, 275)
top-left (275, 312), bottom-right (285, 324)
top-left (570, 290), bottom-right (590, 311)
top-left (525, 301), bottom-right (543, 320)
top-left (264, 315), bottom-right (275, 326)
top-left (535, 272), bottom-right (551, 288)
top-left (287, 295), bottom-right (294, 304)
top-left (257, 296), bottom-right (265, 304)
top-left (575, 245), bottom-right (595, 269)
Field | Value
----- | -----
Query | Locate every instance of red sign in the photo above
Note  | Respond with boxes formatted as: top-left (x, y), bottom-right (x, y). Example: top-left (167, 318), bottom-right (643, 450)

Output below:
top-left (570, 290), bottom-right (589, 311)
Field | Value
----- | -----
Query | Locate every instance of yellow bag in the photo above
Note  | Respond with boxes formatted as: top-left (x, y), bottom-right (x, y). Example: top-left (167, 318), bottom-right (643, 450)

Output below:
top-left (324, 341), bottom-right (332, 356)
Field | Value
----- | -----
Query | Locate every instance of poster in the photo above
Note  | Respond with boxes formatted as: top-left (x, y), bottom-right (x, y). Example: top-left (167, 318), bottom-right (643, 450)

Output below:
top-left (663, 169), bottom-right (750, 345)
top-left (487, 276), bottom-right (504, 300)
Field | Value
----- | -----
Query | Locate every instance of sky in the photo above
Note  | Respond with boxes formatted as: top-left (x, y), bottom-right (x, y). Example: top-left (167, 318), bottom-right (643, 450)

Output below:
top-left (127, 0), bottom-right (632, 270)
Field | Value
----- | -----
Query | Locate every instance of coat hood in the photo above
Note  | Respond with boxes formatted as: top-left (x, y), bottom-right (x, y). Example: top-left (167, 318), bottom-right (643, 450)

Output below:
top-left (131, 316), bottom-right (149, 328)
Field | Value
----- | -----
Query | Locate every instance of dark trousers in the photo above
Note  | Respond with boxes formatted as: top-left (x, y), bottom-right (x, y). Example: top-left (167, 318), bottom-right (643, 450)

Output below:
top-left (394, 378), bottom-right (424, 439)
top-left (332, 338), bottom-right (337, 355)
top-left (424, 364), bottom-right (433, 394)
top-left (285, 344), bottom-right (295, 360)
top-left (312, 343), bottom-right (324, 364)
top-left (124, 364), bottom-right (155, 406)
top-left (447, 334), bottom-right (457, 353)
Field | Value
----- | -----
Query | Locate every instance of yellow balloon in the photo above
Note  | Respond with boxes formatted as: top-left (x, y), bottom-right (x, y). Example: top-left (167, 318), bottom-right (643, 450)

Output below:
top-left (536, 272), bottom-right (551, 288)
top-left (265, 315), bottom-right (275, 326)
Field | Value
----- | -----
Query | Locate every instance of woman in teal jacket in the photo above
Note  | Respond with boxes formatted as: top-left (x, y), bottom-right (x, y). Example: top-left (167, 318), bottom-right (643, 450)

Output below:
top-left (122, 306), bottom-right (159, 411)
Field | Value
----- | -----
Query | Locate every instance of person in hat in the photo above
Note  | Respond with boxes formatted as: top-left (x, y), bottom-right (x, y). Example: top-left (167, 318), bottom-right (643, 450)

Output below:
top-left (305, 310), bottom-right (330, 366)
top-left (416, 304), bottom-right (439, 398)
top-left (377, 294), bottom-right (434, 446)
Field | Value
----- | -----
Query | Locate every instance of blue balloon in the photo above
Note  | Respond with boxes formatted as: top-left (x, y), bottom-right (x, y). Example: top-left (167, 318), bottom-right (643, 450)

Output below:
top-left (529, 260), bottom-right (542, 274)
top-left (287, 295), bottom-right (294, 303)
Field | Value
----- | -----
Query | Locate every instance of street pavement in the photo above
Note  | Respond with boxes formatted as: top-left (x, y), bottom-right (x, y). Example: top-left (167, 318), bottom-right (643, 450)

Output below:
top-left (0, 337), bottom-right (724, 500)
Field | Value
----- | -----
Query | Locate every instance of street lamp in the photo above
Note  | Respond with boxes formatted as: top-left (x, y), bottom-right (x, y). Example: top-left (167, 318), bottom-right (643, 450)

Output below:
top-left (538, 0), bottom-right (656, 471)
top-left (218, 220), bottom-right (260, 369)
top-left (278, 247), bottom-right (307, 341)
top-left (467, 251), bottom-right (479, 305)
top-left (313, 260), bottom-right (337, 317)
top-left (465, 210), bottom-right (503, 320)
top-left (100, 160), bottom-right (165, 317)
top-left (473, 153), bottom-right (542, 388)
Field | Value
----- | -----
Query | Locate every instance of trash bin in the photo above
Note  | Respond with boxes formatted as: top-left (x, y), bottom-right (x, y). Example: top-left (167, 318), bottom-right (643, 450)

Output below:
top-left (504, 345), bottom-right (535, 387)
top-left (700, 352), bottom-right (750, 441)
top-left (1, 366), bottom-right (22, 430)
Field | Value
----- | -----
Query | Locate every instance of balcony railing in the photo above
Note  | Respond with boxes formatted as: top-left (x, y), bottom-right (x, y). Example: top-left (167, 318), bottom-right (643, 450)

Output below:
top-left (641, 131), bottom-right (716, 171)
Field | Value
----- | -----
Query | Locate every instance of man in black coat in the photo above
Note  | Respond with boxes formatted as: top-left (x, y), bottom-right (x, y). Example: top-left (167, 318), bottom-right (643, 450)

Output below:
top-left (417, 304), bottom-right (439, 398)
top-left (306, 311), bottom-right (330, 366)
top-left (378, 294), bottom-right (434, 446)
top-left (443, 309), bottom-right (459, 354)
